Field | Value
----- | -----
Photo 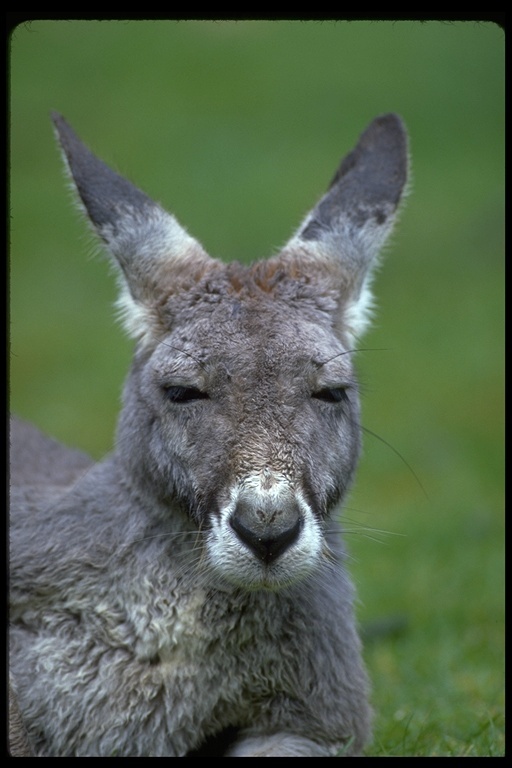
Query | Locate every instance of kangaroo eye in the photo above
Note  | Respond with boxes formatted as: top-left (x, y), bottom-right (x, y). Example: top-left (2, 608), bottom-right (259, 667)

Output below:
top-left (312, 387), bottom-right (348, 404)
top-left (164, 386), bottom-right (209, 404)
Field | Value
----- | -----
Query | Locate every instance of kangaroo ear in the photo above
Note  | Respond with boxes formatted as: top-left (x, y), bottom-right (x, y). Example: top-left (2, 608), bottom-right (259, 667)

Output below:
top-left (282, 113), bottom-right (408, 342)
top-left (51, 113), bottom-right (216, 345)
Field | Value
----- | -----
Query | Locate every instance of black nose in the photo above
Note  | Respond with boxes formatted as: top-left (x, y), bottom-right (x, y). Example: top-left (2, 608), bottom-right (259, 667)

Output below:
top-left (229, 496), bottom-right (302, 564)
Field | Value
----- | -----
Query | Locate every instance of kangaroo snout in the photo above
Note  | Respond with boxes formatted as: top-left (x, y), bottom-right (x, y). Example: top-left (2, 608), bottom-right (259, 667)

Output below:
top-left (207, 474), bottom-right (323, 588)
top-left (229, 493), bottom-right (303, 564)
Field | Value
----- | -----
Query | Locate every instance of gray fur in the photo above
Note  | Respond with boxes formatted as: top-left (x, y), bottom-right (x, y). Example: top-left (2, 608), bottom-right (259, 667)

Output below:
top-left (9, 113), bottom-right (408, 756)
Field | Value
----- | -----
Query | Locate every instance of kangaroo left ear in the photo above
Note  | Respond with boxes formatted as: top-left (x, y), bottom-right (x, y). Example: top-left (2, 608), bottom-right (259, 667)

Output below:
top-left (52, 113), bottom-right (218, 346)
top-left (279, 114), bottom-right (409, 342)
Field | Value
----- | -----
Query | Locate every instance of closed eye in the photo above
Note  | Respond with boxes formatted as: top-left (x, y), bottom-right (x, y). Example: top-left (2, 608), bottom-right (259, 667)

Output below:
top-left (164, 386), bottom-right (209, 404)
top-left (312, 387), bottom-right (348, 404)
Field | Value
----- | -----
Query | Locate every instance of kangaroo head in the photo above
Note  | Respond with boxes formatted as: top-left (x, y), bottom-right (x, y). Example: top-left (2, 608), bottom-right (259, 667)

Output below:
top-left (52, 113), bottom-right (408, 590)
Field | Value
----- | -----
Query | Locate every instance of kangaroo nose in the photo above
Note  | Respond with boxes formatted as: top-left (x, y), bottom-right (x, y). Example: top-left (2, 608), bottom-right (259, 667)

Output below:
top-left (230, 496), bottom-right (302, 564)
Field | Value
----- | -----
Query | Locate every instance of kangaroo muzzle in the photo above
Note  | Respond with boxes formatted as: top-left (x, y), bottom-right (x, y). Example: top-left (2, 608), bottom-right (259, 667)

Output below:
top-left (229, 491), bottom-right (303, 564)
top-left (206, 472), bottom-right (324, 589)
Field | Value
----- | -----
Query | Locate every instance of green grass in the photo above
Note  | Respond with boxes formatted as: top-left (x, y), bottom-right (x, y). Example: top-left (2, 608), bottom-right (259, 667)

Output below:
top-left (9, 20), bottom-right (504, 756)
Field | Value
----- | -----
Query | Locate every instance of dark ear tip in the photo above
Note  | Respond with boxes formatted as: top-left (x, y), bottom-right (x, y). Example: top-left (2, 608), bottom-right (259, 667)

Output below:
top-left (50, 112), bottom-right (74, 149)
top-left (50, 111), bottom-right (66, 131)
top-left (375, 112), bottom-right (405, 127)
top-left (51, 114), bottom-right (85, 153)
top-left (366, 112), bottom-right (408, 144)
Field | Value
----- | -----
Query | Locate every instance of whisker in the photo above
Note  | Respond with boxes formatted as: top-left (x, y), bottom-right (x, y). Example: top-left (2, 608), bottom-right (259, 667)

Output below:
top-left (315, 347), bottom-right (390, 367)
top-left (361, 425), bottom-right (429, 500)
top-left (153, 336), bottom-right (207, 371)
top-left (131, 529), bottom-right (202, 545)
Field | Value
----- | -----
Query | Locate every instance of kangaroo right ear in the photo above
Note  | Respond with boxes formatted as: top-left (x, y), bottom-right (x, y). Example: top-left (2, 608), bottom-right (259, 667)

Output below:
top-left (280, 114), bottom-right (409, 343)
top-left (51, 113), bottom-right (216, 345)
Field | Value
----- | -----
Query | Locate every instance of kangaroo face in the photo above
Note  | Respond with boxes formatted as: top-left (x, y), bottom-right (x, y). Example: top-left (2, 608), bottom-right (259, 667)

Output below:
top-left (122, 274), bottom-right (361, 589)
top-left (51, 112), bottom-right (407, 591)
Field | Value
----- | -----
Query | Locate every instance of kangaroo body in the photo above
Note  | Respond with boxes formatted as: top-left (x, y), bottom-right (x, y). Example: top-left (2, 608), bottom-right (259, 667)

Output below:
top-left (9, 113), bottom-right (408, 756)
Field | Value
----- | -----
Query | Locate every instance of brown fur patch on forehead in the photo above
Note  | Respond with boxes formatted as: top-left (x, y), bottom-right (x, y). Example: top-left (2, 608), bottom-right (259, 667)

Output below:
top-left (220, 258), bottom-right (314, 297)
top-left (223, 257), bottom-right (336, 299)
top-left (157, 256), bottom-right (341, 346)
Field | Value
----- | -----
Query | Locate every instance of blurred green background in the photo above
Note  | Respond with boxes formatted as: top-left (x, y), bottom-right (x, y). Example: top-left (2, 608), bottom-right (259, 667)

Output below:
top-left (9, 20), bottom-right (504, 755)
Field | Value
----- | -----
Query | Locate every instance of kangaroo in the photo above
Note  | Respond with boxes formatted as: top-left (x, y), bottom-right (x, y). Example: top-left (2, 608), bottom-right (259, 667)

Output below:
top-left (9, 113), bottom-right (408, 757)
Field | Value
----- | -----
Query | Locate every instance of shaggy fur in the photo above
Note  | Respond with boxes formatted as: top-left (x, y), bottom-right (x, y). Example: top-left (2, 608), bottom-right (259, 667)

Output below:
top-left (9, 113), bottom-right (408, 756)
